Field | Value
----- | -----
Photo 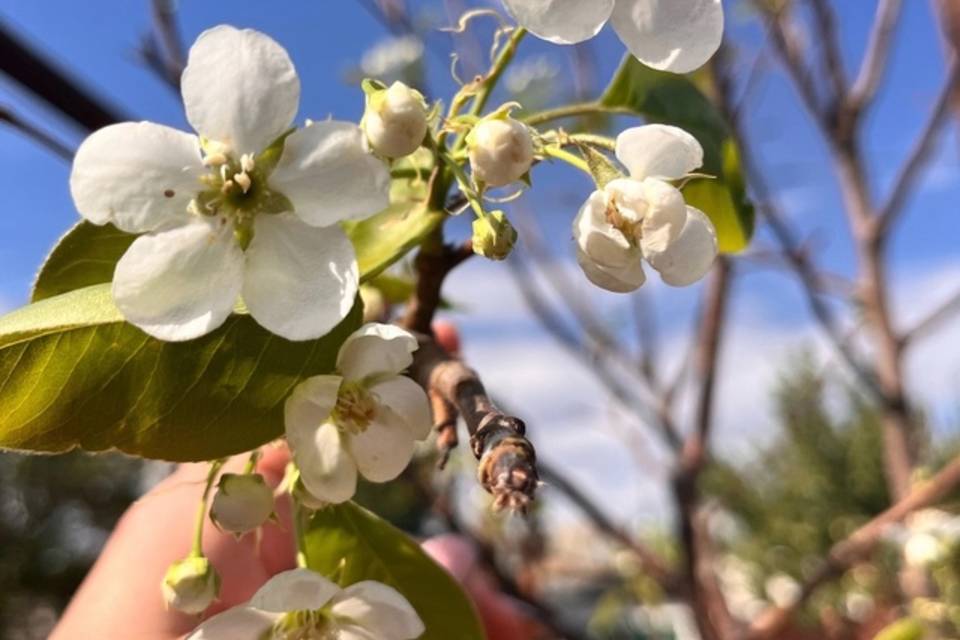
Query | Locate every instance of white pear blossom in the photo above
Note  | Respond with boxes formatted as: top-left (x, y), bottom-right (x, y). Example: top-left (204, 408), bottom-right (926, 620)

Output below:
top-left (574, 124), bottom-right (718, 292)
top-left (187, 568), bottom-right (424, 640)
top-left (468, 116), bottom-right (535, 188)
top-left (162, 556), bottom-right (220, 614)
top-left (70, 25), bottom-right (390, 342)
top-left (362, 81), bottom-right (429, 159)
top-left (284, 323), bottom-right (432, 505)
top-left (501, 0), bottom-right (724, 74)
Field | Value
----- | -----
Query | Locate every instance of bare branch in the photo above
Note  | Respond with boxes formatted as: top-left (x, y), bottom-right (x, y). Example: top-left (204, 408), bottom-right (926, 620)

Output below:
top-left (807, 0), bottom-right (849, 103)
top-left (0, 104), bottom-right (74, 160)
top-left (877, 60), bottom-right (960, 235)
top-left (746, 454), bottom-right (960, 640)
top-left (902, 285), bottom-right (960, 346)
top-left (849, 0), bottom-right (904, 113)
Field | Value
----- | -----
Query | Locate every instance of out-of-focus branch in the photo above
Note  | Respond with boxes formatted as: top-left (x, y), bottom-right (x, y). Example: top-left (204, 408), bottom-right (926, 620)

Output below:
top-left (673, 259), bottom-right (738, 640)
top-left (537, 461), bottom-right (679, 591)
top-left (807, 0), bottom-right (848, 104)
top-left (849, 0), bottom-right (904, 113)
top-left (876, 60), bottom-right (959, 235)
top-left (0, 22), bottom-right (127, 132)
top-left (0, 104), bottom-right (74, 160)
top-left (746, 454), bottom-right (960, 640)
top-left (139, 0), bottom-right (185, 91)
top-left (901, 286), bottom-right (960, 347)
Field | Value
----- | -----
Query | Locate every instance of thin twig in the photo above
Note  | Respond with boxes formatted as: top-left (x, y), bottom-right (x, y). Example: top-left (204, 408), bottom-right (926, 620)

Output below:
top-left (0, 105), bottom-right (74, 160)
top-left (849, 0), bottom-right (904, 113)
top-left (901, 285), bottom-right (960, 347)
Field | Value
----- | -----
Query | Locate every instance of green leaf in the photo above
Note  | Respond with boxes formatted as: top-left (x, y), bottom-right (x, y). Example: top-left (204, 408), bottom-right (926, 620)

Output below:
top-left (31, 173), bottom-right (443, 302)
top-left (0, 284), bottom-right (362, 461)
top-left (305, 502), bottom-right (484, 640)
top-left (601, 56), bottom-right (754, 253)
top-left (574, 141), bottom-right (624, 189)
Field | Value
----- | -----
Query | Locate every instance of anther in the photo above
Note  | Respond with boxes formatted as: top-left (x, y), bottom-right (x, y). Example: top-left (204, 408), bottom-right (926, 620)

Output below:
top-left (203, 152), bottom-right (228, 167)
top-left (234, 172), bottom-right (252, 194)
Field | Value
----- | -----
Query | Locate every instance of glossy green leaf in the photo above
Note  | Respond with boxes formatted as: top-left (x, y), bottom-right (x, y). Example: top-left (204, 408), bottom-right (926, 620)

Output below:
top-left (0, 284), bottom-right (361, 461)
top-left (31, 173), bottom-right (443, 302)
top-left (601, 56), bottom-right (754, 253)
top-left (874, 618), bottom-right (925, 640)
top-left (305, 502), bottom-right (484, 640)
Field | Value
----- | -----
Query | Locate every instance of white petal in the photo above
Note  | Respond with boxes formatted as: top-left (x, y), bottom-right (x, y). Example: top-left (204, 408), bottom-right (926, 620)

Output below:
top-left (610, 0), bottom-right (724, 74)
top-left (637, 178), bottom-right (687, 254)
top-left (181, 25), bottom-right (299, 155)
top-left (112, 218), bottom-right (243, 341)
top-left (572, 190), bottom-right (635, 270)
top-left (268, 121), bottom-right (390, 227)
top-left (347, 408), bottom-right (416, 483)
top-left (337, 625), bottom-right (379, 640)
top-left (285, 375), bottom-right (342, 435)
top-left (70, 122), bottom-right (203, 233)
top-left (337, 324), bottom-right (419, 382)
top-left (615, 124), bottom-right (704, 181)
top-left (186, 606), bottom-right (277, 640)
top-left (370, 376), bottom-right (432, 440)
top-left (249, 568), bottom-right (340, 613)
top-left (645, 206), bottom-right (718, 286)
top-left (294, 421), bottom-right (359, 505)
top-left (242, 212), bottom-right (359, 341)
top-left (576, 248), bottom-right (646, 293)
top-left (330, 581), bottom-right (425, 640)
top-left (502, 0), bottom-right (614, 44)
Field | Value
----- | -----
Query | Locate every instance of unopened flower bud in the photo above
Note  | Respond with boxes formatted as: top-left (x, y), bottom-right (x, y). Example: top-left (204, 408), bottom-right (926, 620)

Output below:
top-left (468, 117), bottom-right (534, 188)
top-left (362, 81), bottom-right (428, 159)
top-left (472, 211), bottom-right (517, 261)
top-left (162, 556), bottom-right (220, 614)
top-left (210, 473), bottom-right (275, 535)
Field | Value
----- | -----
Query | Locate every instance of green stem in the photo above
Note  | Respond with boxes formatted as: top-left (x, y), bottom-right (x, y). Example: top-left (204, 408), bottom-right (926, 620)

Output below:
top-left (523, 102), bottom-right (637, 127)
top-left (293, 501), bottom-right (310, 569)
top-left (468, 27), bottom-right (527, 119)
top-left (242, 449), bottom-right (261, 475)
top-left (191, 459), bottom-right (224, 557)
top-left (541, 146), bottom-right (591, 175)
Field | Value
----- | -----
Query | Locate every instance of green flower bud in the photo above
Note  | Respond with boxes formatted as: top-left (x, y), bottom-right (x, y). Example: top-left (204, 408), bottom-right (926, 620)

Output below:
top-left (362, 80), bottom-right (429, 159)
top-left (162, 556), bottom-right (220, 614)
top-left (472, 211), bottom-right (518, 261)
top-left (210, 473), bottom-right (275, 535)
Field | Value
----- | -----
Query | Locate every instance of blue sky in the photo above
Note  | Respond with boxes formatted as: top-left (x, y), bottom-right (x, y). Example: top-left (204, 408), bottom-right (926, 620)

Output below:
top-left (1, 1), bottom-right (957, 525)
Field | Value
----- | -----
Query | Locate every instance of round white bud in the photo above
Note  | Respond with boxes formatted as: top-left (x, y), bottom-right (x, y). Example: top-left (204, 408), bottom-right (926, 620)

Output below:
top-left (209, 473), bottom-right (275, 535)
top-left (468, 117), bottom-right (535, 188)
top-left (161, 556), bottom-right (220, 614)
top-left (362, 81), bottom-right (428, 159)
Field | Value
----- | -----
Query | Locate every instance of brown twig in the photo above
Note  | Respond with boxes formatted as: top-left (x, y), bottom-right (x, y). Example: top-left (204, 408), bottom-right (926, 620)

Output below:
top-left (0, 104), bottom-right (74, 160)
top-left (901, 285), bottom-right (960, 347)
top-left (746, 454), bottom-right (960, 639)
top-left (848, 0), bottom-right (904, 114)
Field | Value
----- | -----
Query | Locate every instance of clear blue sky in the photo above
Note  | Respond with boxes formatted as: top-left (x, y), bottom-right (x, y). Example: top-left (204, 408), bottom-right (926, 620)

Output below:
top-left (1, 1), bottom-right (957, 522)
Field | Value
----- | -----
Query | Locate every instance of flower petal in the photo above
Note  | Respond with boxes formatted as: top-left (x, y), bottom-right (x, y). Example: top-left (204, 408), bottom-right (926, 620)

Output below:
top-left (70, 122), bottom-right (204, 233)
top-left (337, 323), bottom-right (419, 382)
top-left (573, 190), bottom-right (635, 270)
top-left (637, 178), bottom-right (687, 254)
top-left (576, 247), bottom-right (646, 293)
top-left (610, 0), bottom-right (724, 74)
top-left (249, 568), bottom-right (340, 613)
top-left (644, 206), bottom-right (718, 286)
top-left (330, 581), bottom-right (425, 640)
top-left (502, 0), bottom-right (614, 45)
top-left (293, 421), bottom-right (359, 505)
top-left (185, 606), bottom-right (277, 640)
top-left (242, 212), bottom-right (358, 341)
top-left (112, 218), bottom-right (243, 341)
top-left (370, 376), bottom-right (432, 440)
top-left (285, 375), bottom-right (342, 436)
top-left (268, 121), bottom-right (390, 227)
top-left (615, 124), bottom-right (704, 181)
top-left (181, 25), bottom-right (299, 154)
top-left (347, 407), bottom-right (416, 483)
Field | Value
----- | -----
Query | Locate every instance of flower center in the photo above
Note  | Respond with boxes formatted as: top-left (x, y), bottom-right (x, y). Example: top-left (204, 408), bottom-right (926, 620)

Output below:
top-left (605, 196), bottom-right (646, 245)
top-left (270, 610), bottom-right (337, 640)
top-left (189, 143), bottom-right (293, 249)
top-left (331, 383), bottom-right (378, 435)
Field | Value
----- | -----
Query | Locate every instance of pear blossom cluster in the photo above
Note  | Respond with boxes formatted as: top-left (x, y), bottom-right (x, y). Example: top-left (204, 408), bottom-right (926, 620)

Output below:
top-left (65, 0), bottom-right (733, 630)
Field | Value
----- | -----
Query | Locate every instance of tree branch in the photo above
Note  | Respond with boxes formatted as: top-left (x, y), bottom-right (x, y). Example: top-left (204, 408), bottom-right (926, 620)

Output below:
top-left (0, 104), bottom-right (74, 160)
top-left (746, 454), bottom-right (960, 639)
top-left (848, 0), bottom-right (904, 113)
